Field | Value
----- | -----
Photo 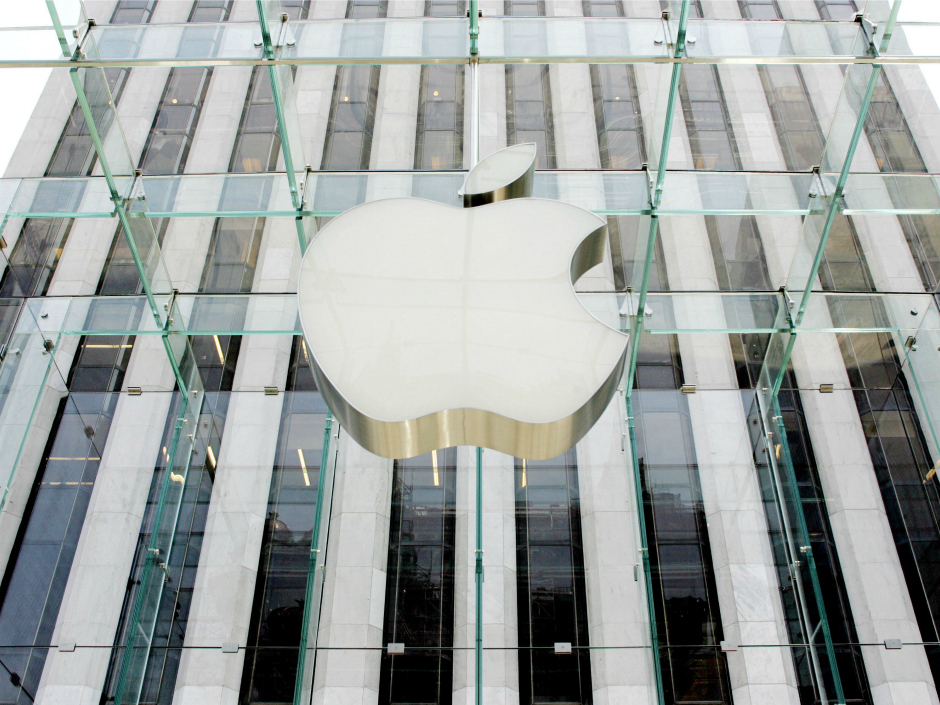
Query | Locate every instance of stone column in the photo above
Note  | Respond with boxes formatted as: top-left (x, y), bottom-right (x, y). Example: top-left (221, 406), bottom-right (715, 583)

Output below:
top-left (311, 434), bottom-right (393, 704)
top-left (452, 448), bottom-right (520, 705)
top-left (576, 397), bottom-right (657, 705)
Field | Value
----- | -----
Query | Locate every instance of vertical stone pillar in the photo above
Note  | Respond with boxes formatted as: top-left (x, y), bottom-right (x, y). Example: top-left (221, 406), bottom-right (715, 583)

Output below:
top-left (453, 448), bottom-right (520, 705)
top-left (576, 398), bottom-right (656, 705)
top-left (312, 434), bottom-right (393, 704)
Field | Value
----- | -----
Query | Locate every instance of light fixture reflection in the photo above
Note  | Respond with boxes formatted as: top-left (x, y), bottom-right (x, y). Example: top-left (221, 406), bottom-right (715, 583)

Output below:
top-left (925, 461), bottom-right (939, 484)
top-left (213, 335), bottom-right (225, 364)
top-left (298, 448), bottom-right (310, 486)
top-left (521, 458), bottom-right (527, 488)
top-left (431, 449), bottom-right (439, 486)
top-left (301, 338), bottom-right (309, 362)
top-left (207, 445), bottom-right (217, 469)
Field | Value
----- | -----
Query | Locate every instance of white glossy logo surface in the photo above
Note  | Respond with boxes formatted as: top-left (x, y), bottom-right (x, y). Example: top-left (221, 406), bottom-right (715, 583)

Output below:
top-left (298, 144), bottom-right (629, 459)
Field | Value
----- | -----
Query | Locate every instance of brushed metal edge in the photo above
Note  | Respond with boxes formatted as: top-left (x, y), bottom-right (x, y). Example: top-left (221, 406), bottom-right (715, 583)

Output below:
top-left (307, 339), bottom-right (627, 460)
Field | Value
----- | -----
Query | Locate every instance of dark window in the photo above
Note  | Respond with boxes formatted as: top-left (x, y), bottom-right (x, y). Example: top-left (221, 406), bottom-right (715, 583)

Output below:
top-left (0, 393), bottom-right (116, 705)
top-left (817, 215), bottom-right (876, 293)
top-left (812, 170), bottom-right (940, 683)
top-left (348, 0), bottom-right (387, 18)
top-left (738, 0), bottom-right (781, 20)
top-left (833, 326), bottom-right (940, 680)
top-left (679, 64), bottom-right (739, 171)
top-left (379, 449), bottom-right (457, 704)
top-left (752, 387), bottom-right (873, 705)
top-left (707, 216), bottom-right (772, 292)
top-left (505, 0), bottom-right (544, 16)
top-left (0, 295), bottom-right (139, 702)
top-left (590, 64), bottom-right (646, 170)
top-left (426, 0), bottom-right (465, 16)
top-left (277, 0), bottom-right (312, 21)
top-left (506, 65), bottom-right (556, 169)
top-left (195, 64), bottom-right (286, 391)
top-left (815, 0), bottom-right (858, 21)
top-left (189, 0), bottom-right (234, 22)
top-left (707, 212), bottom-right (872, 703)
top-left (109, 0), bottom-right (158, 24)
top-left (200, 68), bottom-right (278, 298)
top-left (606, 216), bottom-right (665, 292)
top-left (632, 390), bottom-right (731, 705)
top-left (515, 450), bottom-right (593, 704)
top-left (322, 66), bottom-right (381, 170)
top-left (415, 65), bottom-right (465, 170)
top-left (760, 65), bottom-right (826, 171)
top-left (865, 73), bottom-right (927, 174)
top-left (98, 63), bottom-right (214, 295)
top-left (658, 1), bottom-right (703, 19)
top-left (240, 339), bottom-right (328, 704)
top-left (583, 0), bottom-right (621, 17)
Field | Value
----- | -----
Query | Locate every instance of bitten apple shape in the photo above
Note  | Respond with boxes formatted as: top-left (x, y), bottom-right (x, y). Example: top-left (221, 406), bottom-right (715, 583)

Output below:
top-left (298, 145), bottom-right (628, 459)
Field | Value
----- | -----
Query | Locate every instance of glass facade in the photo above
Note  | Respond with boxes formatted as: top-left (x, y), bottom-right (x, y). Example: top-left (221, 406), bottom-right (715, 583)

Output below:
top-left (1, 1), bottom-right (940, 705)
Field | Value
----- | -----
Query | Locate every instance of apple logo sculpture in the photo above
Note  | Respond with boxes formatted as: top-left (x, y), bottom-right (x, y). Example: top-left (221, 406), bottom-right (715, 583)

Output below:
top-left (297, 143), bottom-right (629, 460)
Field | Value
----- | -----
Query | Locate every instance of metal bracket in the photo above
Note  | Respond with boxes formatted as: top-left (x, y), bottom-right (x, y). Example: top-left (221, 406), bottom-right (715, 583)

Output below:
top-left (856, 13), bottom-right (877, 52)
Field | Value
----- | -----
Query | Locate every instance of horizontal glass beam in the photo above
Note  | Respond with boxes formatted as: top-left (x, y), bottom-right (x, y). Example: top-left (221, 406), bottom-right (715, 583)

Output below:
top-left (13, 291), bottom-right (939, 337)
top-left (4, 19), bottom-right (940, 66)
top-left (8, 171), bottom-right (940, 219)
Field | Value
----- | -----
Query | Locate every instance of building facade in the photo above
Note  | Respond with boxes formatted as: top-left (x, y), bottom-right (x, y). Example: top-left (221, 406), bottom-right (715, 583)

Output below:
top-left (0, 1), bottom-right (939, 704)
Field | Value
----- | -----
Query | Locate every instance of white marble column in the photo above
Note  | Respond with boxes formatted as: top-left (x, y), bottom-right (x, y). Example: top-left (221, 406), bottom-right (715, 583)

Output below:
top-left (576, 397), bottom-right (656, 705)
top-left (0, 310), bottom-right (74, 586)
top-left (453, 448), bottom-right (520, 705)
top-left (2, 69), bottom-right (76, 180)
top-left (312, 433), bottom-right (393, 704)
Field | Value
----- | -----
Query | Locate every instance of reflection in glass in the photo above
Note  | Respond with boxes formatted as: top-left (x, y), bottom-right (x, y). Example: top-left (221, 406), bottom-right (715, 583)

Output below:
top-left (379, 449), bottom-right (456, 704)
